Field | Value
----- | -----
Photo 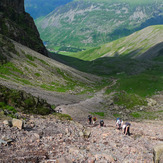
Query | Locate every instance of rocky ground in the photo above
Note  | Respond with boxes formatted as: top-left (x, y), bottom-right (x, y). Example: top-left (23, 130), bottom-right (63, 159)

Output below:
top-left (0, 114), bottom-right (163, 163)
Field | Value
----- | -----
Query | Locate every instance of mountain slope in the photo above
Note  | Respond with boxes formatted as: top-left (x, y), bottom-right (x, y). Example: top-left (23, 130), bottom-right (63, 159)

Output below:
top-left (25, 0), bottom-right (73, 19)
top-left (70, 25), bottom-right (163, 61)
top-left (0, 34), bottom-right (102, 106)
top-left (36, 0), bottom-right (163, 51)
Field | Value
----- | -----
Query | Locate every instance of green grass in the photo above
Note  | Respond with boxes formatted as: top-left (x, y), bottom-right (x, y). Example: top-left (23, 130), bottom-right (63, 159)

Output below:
top-left (90, 112), bottom-right (105, 117)
top-left (35, 73), bottom-right (41, 77)
top-left (0, 102), bottom-right (17, 118)
top-left (37, 58), bottom-right (49, 66)
top-left (113, 113), bottom-right (121, 118)
top-left (116, 69), bottom-right (163, 97)
top-left (53, 112), bottom-right (72, 120)
top-left (130, 112), bottom-right (142, 118)
top-left (25, 54), bottom-right (35, 61)
top-left (27, 60), bottom-right (37, 67)
top-left (113, 92), bottom-right (147, 109)
top-left (13, 77), bottom-right (32, 85)
top-left (0, 62), bottom-right (23, 76)
top-left (130, 110), bottom-right (163, 120)
top-left (153, 56), bottom-right (163, 62)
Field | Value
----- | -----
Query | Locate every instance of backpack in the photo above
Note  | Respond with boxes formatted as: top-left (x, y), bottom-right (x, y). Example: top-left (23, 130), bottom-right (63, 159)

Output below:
top-left (93, 117), bottom-right (97, 121)
top-left (100, 120), bottom-right (104, 125)
top-left (125, 122), bottom-right (131, 126)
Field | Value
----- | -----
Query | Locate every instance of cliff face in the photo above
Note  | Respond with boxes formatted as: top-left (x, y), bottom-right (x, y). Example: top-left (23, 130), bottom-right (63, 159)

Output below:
top-left (0, 0), bottom-right (24, 14)
top-left (0, 0), bottom-right (48, 56)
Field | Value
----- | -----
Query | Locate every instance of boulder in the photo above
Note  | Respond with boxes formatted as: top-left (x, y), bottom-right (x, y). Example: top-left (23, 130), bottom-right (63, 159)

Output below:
top-left (3, 120), bottom-right (12, 127)
top-left (79, 131), bottom-right (84, 137)
top-left (153, 145), bottom-right (163, 163)
top-left (83, 128), bottom-right (91, 138)
top-left (12, 118), bottom-right (23, 130)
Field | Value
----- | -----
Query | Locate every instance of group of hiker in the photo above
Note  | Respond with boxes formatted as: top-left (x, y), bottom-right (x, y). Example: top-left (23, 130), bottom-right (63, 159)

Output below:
top-left (88, 115), bottom-right (131, 136)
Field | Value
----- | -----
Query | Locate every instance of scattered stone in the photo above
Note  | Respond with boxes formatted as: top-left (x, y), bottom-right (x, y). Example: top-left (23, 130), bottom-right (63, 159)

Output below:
top-left (12, 118), bottom-right (23, 130)
top-left (87, 157), bottom-right (96, 163)
top-left (3, 120), bottom-right (12, 127)
top-left (0, 139), bottom-right (7, 145)
top-left (33, 133), bottom-right (40, 139)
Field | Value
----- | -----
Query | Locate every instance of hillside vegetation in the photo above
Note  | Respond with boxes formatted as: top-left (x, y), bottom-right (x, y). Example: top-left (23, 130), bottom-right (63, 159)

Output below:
top-left (0, 34), bottom-right (101, 96)
top-left (71, 25), bottom-right (163, 61)
top-left (36, 0), bottom-right (163, 52)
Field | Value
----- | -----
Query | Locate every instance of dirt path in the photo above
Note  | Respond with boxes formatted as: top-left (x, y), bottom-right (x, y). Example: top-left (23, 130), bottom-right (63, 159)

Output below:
top-left (56, 87), bottom-right (112, 124)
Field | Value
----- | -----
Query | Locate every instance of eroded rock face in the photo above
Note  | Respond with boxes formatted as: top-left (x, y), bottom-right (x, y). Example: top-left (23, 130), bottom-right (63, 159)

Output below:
top-left (0, 0), bottom-right (48, 56)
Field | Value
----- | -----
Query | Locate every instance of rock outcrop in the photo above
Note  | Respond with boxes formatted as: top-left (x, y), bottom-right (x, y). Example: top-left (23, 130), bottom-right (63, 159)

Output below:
top-left (153, 145), bottom-right (163, 163)
top-left (0, 0), bottom-right (48, 56)
top-left (0, 84), bottom-right (54, 115)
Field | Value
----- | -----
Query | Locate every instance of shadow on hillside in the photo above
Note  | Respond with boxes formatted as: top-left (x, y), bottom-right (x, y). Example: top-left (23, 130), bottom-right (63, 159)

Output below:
top-left (137, 42), bottom-right (163, 60)
top-left (48, 48), bottom-right (155, 76)
top-left (109, 15), bottom-right (163, 41)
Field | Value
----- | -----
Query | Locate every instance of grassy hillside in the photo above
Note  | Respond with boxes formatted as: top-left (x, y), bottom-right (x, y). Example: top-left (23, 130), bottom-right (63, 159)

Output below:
top-left (0, 34), bottom-right (101, 95)
top-left (70, 25), bottom-right (163, 61)
top-left (36, 0), bottom-right (163, 52)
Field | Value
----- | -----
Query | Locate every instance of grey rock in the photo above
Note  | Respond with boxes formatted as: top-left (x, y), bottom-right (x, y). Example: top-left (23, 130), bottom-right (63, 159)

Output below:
top-left (0, 139), bottom-right (7, 145)
top-left (3, 120), bottom-right (12, 127)
top-left (153, 144), bottom-right (163, 163)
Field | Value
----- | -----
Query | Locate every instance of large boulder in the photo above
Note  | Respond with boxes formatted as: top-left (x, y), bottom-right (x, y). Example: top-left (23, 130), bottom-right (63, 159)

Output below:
top-left (153, 144), bottom-right (163, 163)
top-left (3, 120), bottom-right (12, 127)
top-left (12, 118), bottom-right (23, 130)
top-left (83, 128), bottom-right (91, 138)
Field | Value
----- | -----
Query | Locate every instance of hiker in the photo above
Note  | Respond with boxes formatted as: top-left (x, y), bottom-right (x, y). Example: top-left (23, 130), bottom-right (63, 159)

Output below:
top-left (116, 118), bottom-right (123, 130)
top-left (99, 120), bottom-right (104, 127)
top-left (88, 115), bottom-right (92, 125)
top-left (92, 116), bottom-right (97, 124)
top-left (123, 122), bottom-right (131, 136)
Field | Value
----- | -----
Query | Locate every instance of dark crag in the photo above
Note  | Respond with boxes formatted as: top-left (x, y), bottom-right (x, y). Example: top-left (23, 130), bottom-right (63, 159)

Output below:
top-left (0, 0), bottom-right (48, 56)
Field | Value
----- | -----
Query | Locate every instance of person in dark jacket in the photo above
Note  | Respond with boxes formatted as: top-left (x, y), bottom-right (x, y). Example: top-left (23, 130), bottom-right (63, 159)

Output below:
top-left (88, 115), bottom-right (92, 125)
top-left (123, 122), bottom-right (131, 136)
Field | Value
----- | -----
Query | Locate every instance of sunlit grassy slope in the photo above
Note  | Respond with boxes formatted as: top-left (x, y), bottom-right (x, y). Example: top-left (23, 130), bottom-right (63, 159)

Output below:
top-left (70, 25), bottom-right (163, 61)
top-left (0, 34), bottom-right (101, 94)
